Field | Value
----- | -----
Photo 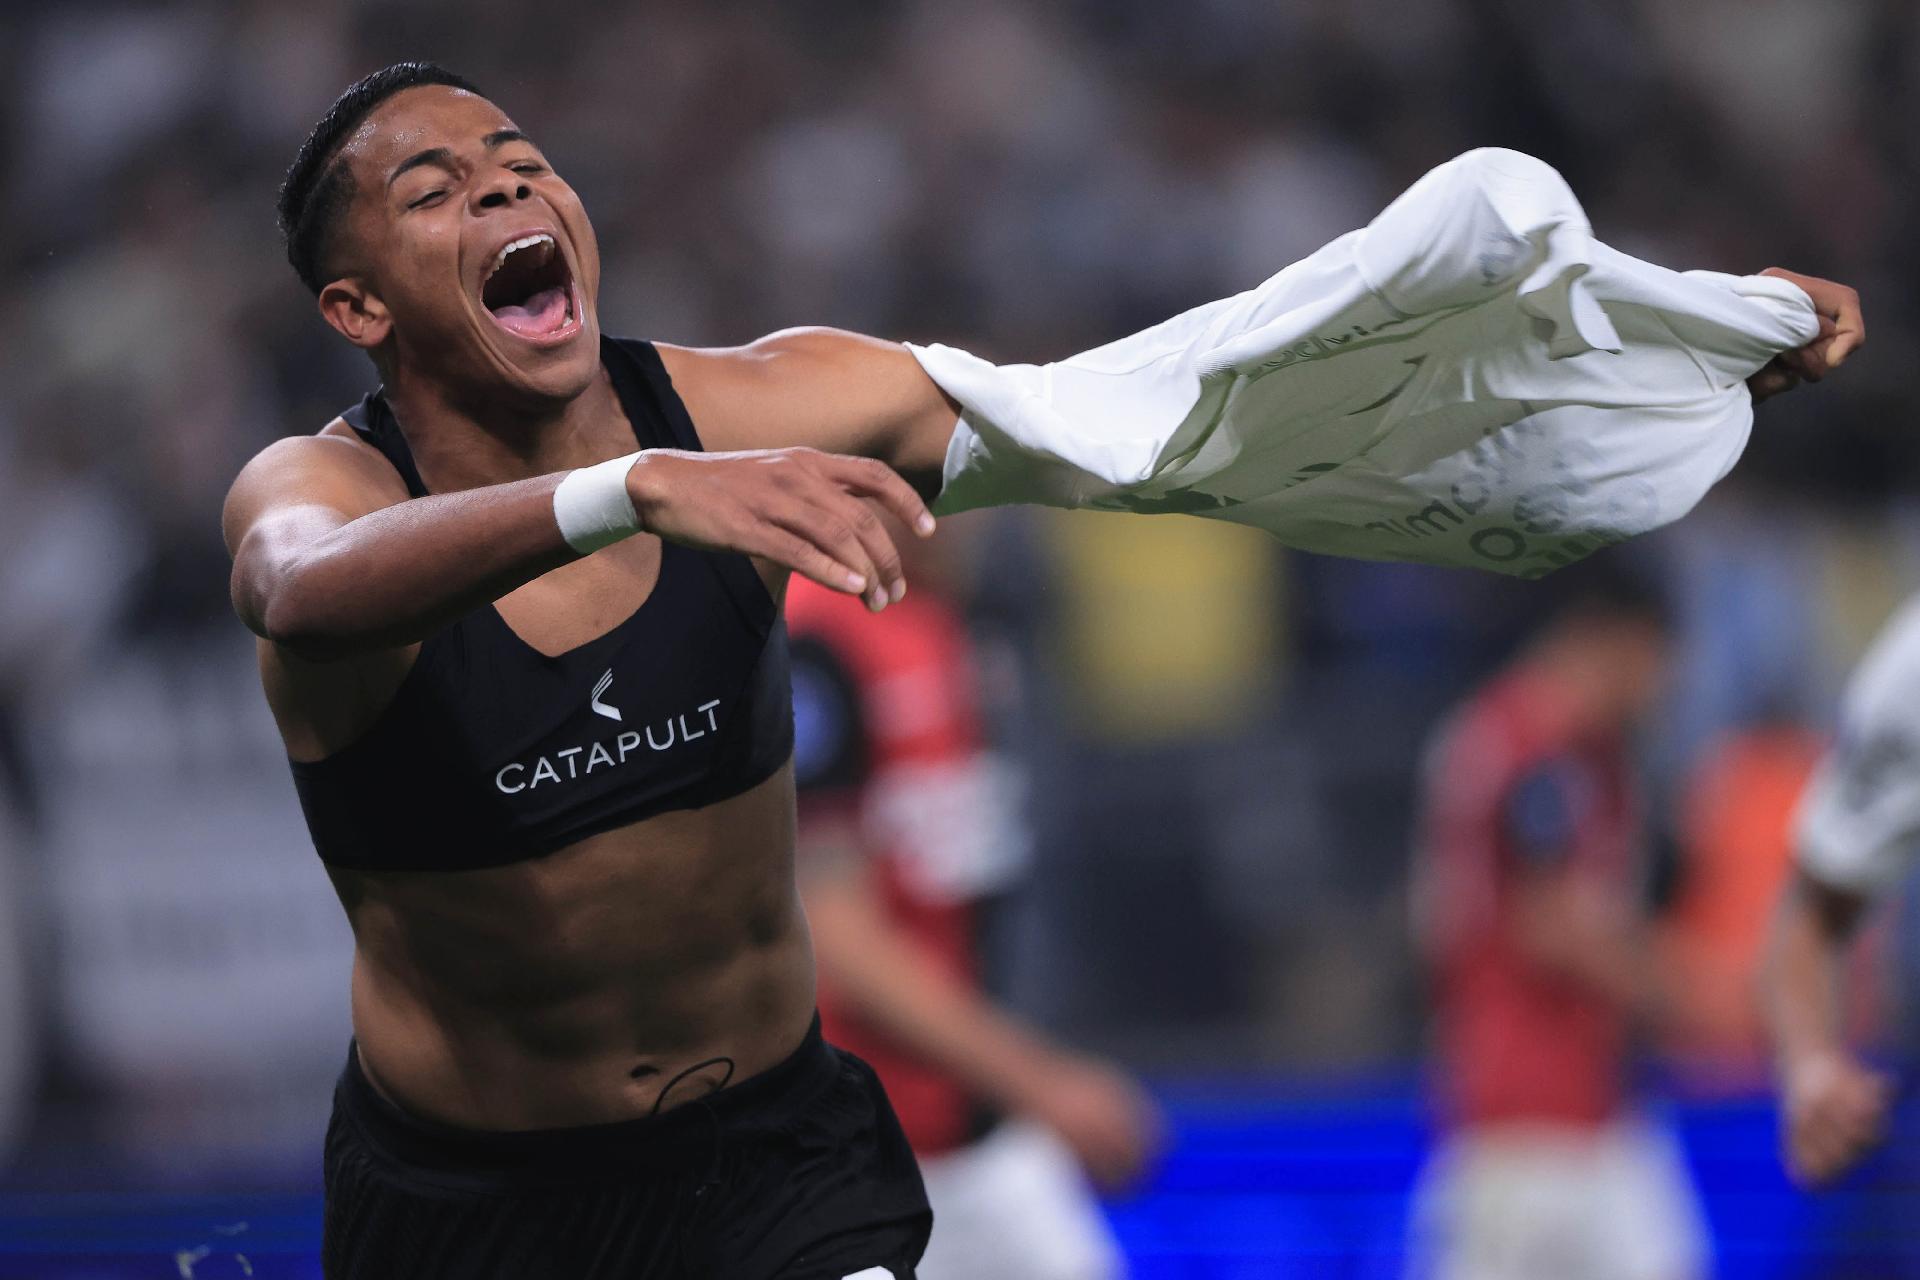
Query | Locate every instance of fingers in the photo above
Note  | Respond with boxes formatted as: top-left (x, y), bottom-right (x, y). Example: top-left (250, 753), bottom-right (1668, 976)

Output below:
top-left (822, 454), bottom-right (937, 539)
top-left (1747, 358), bottom-right (1801, 405)
top-left (1781, 316), bottom-right (1838, 382)
top-left (1822, 283), bottom-right (1866, 367)
top-left (766, 488), bottom-right (907, 611)
top-left (798, 486), bottom-right (907, 610)
top-left (654, 448), bottom-right (930, 609)
top-left (798, 453), bottom-right (927, 609)
top-left (758, 527), bottom-right (871, 598)
top-left (1761, 267), bottom-right (1866, 370)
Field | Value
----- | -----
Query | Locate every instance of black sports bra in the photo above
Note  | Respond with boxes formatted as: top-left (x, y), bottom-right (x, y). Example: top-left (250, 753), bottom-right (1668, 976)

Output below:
top-left (289, 337), bottom-right (793, 872)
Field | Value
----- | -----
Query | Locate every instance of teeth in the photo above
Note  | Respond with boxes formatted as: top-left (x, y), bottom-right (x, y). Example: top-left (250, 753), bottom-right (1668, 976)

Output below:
top-left (486, 233), bottom-right (555, 281)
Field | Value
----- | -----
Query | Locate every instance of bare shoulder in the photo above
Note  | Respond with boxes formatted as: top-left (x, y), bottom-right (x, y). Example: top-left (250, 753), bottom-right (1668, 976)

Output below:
top-left (228, 420), bottom-right (423, 754)
top-left (243, 418), bottom-right (403, 491)
top-left (223, 420), bottom-right (411, 555)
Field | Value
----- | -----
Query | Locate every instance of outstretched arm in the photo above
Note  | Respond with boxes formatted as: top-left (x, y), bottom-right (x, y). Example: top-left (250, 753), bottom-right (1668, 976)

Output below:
top-left (650, 255), bottom-right (1862, 512)
top-left (659, 329), bottom-right (962, 494)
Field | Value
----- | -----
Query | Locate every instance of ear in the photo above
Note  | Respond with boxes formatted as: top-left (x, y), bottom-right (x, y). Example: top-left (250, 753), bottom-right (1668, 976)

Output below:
top-left (318, 277), bottom-right (393, 351)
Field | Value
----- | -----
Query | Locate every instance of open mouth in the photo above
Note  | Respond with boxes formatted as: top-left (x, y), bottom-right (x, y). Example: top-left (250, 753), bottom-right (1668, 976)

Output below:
top-left (481, 233), bottom-right (579, 343)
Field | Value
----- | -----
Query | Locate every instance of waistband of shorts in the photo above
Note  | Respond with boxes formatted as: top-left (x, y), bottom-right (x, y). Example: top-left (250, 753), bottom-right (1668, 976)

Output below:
top-left (335, 1013), bottom-right (835, 1182)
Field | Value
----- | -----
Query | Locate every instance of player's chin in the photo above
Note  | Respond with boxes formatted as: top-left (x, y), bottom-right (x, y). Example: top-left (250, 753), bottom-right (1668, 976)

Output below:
top-left (479, 288), bottom-right (599, 392)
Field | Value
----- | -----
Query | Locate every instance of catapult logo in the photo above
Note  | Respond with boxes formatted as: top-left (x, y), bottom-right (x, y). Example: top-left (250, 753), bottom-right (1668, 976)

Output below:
top-left (493, 669), bottom-right (721, 795)
top-left (590, 669), bottom-right (621, 721)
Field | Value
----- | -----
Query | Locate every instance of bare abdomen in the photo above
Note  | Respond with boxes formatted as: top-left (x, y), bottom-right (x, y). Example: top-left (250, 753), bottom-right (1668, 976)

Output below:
top-left (331, 765), bottom-right (818, 1130)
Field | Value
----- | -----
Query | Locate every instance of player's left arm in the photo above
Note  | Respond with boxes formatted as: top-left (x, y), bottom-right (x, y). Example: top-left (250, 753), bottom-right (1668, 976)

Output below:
top-left (658, 330), bottom-right (960, 499)
top-left (657, 263), bottom-right (1860, 510)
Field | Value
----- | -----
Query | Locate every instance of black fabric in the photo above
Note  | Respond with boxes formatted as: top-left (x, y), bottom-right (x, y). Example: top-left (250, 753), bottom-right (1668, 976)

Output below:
top-left (323, 1017), bottom-right (931, 1279)
top-left (291, 336), bottom-right (795, 872)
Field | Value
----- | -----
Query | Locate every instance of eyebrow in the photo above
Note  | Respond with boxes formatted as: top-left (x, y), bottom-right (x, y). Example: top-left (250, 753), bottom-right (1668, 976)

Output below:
top-left (387, 130), bottom-right (535, 188)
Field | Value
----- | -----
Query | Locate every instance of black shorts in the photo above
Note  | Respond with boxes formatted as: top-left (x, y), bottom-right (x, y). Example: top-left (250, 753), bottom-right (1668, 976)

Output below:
top-left (322, 1017), bottom-right (931, 1279)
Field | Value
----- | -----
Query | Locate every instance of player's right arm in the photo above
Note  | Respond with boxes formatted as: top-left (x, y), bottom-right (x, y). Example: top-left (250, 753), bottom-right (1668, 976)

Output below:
top-left (223, 426), bottom-right (934, 663)
top-left (1764, 868), bottom-right (1890, 1185)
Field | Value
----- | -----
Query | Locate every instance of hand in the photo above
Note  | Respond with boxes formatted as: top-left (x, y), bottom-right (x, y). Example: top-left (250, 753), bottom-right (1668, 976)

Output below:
top-left (1781, 1046), bottom-right (1892, 1186)
top-left (626, 447), bottom-right (934, 610)
top-left (1015, 1053), bottom-right (1164, 1190)
top-left (1748, 268), bottom-right (1865, 403)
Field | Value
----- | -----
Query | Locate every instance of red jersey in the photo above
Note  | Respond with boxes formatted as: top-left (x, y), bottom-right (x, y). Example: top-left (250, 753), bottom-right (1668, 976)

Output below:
top-left (1414, 670), bottom-right (1639, 1131)
top-left (786, 579), bottom-right (1025, 1155)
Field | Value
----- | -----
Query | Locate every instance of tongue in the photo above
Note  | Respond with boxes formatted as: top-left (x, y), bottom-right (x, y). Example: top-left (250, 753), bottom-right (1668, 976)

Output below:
top-left (490, 286), bottom-right (570, 338)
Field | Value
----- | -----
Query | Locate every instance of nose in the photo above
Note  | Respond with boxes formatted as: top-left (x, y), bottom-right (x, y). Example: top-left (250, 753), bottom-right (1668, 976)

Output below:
top-left (473, 170), bottom-right (532, 212)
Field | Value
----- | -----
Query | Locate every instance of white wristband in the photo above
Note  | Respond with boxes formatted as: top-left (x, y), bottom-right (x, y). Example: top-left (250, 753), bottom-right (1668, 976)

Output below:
top-left (553, 450), bottom-right (645, 553)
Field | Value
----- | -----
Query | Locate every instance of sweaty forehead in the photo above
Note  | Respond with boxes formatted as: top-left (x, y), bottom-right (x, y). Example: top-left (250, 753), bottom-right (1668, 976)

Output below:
top-left (341, 85), bottom-right (520, 182)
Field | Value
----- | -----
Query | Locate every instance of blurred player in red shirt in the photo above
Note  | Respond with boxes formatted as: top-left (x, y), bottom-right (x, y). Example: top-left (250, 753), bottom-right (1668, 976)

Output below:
top-left (1408, 560), bottom-right (1707, 1280)
top-left (788, 523), bottom-right (1160, 1280)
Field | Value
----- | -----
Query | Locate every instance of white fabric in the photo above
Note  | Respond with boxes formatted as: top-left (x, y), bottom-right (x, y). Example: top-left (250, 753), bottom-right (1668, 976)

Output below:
top-left (912, 148), bottom-right (1819, 577)
top-left (552, 450), bottom-right (643, 553)
top-left (1405, 1118), bottom-right (1709, 1280)
top-left (1796, 596), bottom-right (1920, 895)
top-left (916, 1120), bottom-right (1125, 1280)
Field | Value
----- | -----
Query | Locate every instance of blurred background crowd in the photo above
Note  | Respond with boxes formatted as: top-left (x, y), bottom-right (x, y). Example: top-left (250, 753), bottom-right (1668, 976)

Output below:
top-left (3, 0), bottom-right (1919, 1274)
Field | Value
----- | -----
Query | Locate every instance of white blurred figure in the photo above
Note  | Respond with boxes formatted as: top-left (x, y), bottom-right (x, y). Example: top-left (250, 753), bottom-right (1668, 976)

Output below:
top-left (1764, 595), bottom-right (1920, 1187)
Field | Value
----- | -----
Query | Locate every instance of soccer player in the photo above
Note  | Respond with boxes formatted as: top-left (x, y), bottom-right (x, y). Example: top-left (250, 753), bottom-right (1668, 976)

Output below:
top-left (1763, 596), bottom-right (1920, 1190)
top-left (1407, 564), bottom-right (1707, 1280)
top-left (225, 62), bottom-right (1858, 1279)
top-left (788, 532), bottom-right (1155, 1280)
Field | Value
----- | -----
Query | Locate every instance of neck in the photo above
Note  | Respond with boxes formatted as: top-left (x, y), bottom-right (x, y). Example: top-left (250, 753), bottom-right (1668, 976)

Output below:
top-left (382, 356), bottom-right (630, 493)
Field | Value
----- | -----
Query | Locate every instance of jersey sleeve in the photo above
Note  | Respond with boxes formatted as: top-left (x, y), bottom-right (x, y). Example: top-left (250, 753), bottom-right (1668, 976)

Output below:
top-left (788, 634), bottom-right (870, 803)
top-left (1796, 603), bottom-right (1920, 896)
top-left (1796, 720), bottom-right (1920, 895)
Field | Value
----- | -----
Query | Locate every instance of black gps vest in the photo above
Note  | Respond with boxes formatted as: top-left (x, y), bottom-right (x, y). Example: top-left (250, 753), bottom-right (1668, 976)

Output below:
top-left (289, 337), bottom-right (793, 872)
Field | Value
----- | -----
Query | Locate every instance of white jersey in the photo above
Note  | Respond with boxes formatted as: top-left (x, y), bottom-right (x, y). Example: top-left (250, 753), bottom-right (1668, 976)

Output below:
top-left (1796, 597), bottom-right (1920, 895)
top-left (913, 148), bottom-right (1817, 578)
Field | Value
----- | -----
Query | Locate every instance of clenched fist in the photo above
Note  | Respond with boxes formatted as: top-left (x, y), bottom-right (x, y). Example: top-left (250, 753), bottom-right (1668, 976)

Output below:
top-left (1747, 268), bottom-right (1866, 404)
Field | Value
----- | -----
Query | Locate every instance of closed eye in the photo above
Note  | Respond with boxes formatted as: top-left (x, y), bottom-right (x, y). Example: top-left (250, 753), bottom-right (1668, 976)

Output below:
top-left (407, 189), bottom-right (447, 210)
top-left (510, 162), bottom-right (545, 175)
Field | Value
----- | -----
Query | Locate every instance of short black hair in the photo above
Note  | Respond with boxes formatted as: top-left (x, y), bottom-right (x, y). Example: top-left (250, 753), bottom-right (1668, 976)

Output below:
top-left (277, 62), bottom-right (484, 294)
